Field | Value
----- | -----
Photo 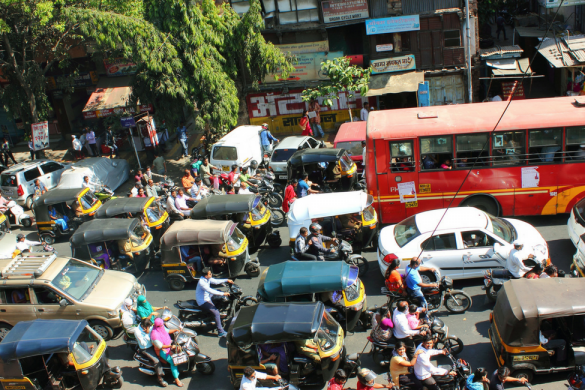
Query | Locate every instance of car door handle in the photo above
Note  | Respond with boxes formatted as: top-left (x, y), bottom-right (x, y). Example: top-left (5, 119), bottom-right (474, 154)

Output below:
top-left (37, 309), bottom-right (44, 312)
top-left (0, 309), bottom-right (6, 312)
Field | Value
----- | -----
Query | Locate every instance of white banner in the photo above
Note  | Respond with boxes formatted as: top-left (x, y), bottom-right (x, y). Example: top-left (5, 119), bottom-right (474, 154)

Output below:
top-left (31, 121), bottom-right (49, 151)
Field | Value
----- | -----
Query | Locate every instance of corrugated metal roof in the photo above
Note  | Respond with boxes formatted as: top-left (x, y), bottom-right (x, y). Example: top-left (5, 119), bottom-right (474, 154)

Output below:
top-left (516, 26), bottom-right (555, 38)
top-left (401, 0), bottom-right (461, 14)
top-left (538, 38), bottom-right (585, 68)
top-left (564, 35), bottom-right (585, 51)
top-left (491, 58), bottom-right (532, 76)
top-left (480, 45), bottom-right (523, 59)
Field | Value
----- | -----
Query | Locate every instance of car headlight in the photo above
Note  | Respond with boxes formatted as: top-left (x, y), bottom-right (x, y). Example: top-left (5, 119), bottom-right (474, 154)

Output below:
top-left (108, 309), bottom-right (119, 318)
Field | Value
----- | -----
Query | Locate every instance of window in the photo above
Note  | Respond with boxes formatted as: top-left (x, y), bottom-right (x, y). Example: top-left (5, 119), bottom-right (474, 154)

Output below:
top-left (0, 288), bottom-right (30, 304)
top-left (390, 141), bottom-right (414, 172)
top-left (566, 126), bottom-right (585, 160)
top-left (461, 231), bottom-right (496, 248)
top-left (444, 30), bottom-right (461, 47)
top-left (456, 134), bottom-right (489, 168)
top-left (420, 136), bottom-right (453, 170)
top-left (212, 146), bottom-right (237, 161)
top-left (40, 162), bottom-right (63, 174)
top-left (72, 327), bottom-right (101, 364)
top-left (0, 174), bottom-right (16, 186)
top-left (394, 216), bottom-right (420, 247)
top-left (528, 128), bottom-right (562, 164)
top-left (421, 233), bottom-right (457, 251)
top-left (23, 168), bottom-right (41, 182)
top-left (306, 138), bottom-right (320, 149)
top-left (33, 287), bottom-right (62, 304)
top-left (492, 131), bottom-right (525, 166)
top-left (337, 141), bottom-right (363, 158)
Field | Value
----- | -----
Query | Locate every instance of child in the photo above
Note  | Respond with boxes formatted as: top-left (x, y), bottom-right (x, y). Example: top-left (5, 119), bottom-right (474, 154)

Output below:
top-left (406, 304), bottom-right (427, 330)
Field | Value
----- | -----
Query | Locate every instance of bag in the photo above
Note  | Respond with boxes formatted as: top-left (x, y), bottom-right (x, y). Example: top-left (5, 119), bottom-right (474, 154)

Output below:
top-left (171, 350), bottom-right (188, 366)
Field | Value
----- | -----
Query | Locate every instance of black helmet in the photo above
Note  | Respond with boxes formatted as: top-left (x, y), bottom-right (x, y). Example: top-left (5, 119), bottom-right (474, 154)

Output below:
top-left (16, 234), bottom-right (24, 241)
top-left (357, 368), bottom-right (377, 386)
top-left (309, 223), bottom-right (321, 234)
top-left (250, 160), bottom-right (258, 169)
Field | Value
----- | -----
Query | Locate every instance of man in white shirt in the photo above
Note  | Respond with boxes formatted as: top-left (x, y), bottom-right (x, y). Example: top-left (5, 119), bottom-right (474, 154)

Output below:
top-left (393, 300), bottom-right (427, 359)
top-left (239, 182), bottom-right (252, 194)
top-left (360, 102), bottom-right (370, 121)
top-left (240, 366), bottom-right (281, 390)
top-left (175, 189), bottom-right (195, 212)
top-left (167, 189), bottom-right (186, 219)
top-left (414, 337), bottom-right (456, 390)
top-left (16, 234), bottom-right (44, 253)
top-left (195, 267), bottom-right (233, 337)
top-left (507, 240), bottom-right (534, 278)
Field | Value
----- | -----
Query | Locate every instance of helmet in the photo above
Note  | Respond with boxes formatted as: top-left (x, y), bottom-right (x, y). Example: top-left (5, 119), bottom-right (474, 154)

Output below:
top-left (261, 123), bottom-right (269, 130)
top-left (250, 160), bottom-right (258, 169)
top-left (357, 368), bottom-right (377, 386)
top-left (16, 234), bottom-right (24, 241)
top-left (309, 223), bottom-right (322, 234)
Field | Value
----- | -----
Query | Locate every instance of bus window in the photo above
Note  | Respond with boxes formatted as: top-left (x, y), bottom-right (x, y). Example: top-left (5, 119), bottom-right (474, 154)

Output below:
top-left (455, 133), bottom-right (489, 168)
top-left (566, 126), bottom-right (585, 160)
top-left (390, 141), bottom-right (414, 172)
top-left (493, 131), bottom-right (525, 166)
top-left (420, 136), bottom-right (453, 170)
top-left (528, 128), bottom-right (562, 164)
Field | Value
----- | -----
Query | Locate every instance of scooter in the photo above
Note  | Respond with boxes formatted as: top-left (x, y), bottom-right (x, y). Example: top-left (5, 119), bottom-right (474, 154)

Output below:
top-left (568, 365), bottom-right (585, 389)
top-left (5, 200), bottom-right (33, 227)
top-left (94, 185), bottom-right (115, 203)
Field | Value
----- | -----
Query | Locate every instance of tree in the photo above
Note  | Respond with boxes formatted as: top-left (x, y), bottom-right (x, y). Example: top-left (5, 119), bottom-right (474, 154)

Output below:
top-left (301, 57), bottom-right (372, 121)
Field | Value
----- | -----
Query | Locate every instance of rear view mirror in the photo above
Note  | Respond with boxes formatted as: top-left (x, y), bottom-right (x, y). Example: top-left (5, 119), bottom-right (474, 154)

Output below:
top-left (59, 299), bottom-right (68, 307)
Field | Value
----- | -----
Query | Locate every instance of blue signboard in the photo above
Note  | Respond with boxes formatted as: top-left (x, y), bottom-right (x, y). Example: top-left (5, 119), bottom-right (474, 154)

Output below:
top-left (365, 15), bottom-right (420, 35)
top-left (121, 117), bottom-right (136, 128)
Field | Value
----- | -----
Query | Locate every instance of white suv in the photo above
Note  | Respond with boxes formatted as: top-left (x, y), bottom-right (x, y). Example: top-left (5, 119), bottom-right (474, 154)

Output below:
top-left (0, 160), bottom-right (70, 209)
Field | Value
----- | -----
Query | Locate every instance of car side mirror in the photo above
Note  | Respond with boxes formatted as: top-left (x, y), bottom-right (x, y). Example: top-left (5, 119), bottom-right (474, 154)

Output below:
top-left (59, 299), bottom-right (68, 307)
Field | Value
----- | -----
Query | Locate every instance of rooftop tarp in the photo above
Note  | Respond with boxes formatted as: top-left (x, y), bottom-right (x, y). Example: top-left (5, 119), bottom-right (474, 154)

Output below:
top-left (57, 157), bottom-right (130, 191)
top-left (366, 71), bottom-right (425, 96)
top-left (488, 58), bottom-right (533, 76)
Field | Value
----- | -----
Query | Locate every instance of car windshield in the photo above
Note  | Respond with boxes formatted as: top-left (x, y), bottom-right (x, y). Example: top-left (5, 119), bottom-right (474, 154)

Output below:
top-left (315, 311), bottom-right (340, 353)
top-left (488, 215), bottom-right (516, 243)
top-left (271, 148), bottom-right (298, 163)
top-left (575, 198), bottom-right (585, 226)
top-left (212, 146), bottom-right (237, 161)
top-left (394, 216), bottom-right (421, 247)
top-left (130, 224), bottom-right (148, 246)
top-left (0, 174), bottom-right (16, 187)
top-left (336, 141), bottom-right (363, 158)
top-left (80, 191), bottom-right (99, 210)
top-left (146, 202), bottom-right (163, 223)
top-left (227, 228), bottom-right (246, 252)
top-left (340, 153), bottom-right (354, 171)
top-left (52, 259), bottom-right (102, 300)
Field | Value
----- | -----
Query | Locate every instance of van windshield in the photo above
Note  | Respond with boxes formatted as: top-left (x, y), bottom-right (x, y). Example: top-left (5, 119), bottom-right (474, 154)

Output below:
top-left (52, 259), bottom-right (102, 300)
top-left (336, 141), bottom-right (363, 158)
top-left (271, 149), bottom-right (297, 162)
top-left (213, 146), bottom-right (237, 161)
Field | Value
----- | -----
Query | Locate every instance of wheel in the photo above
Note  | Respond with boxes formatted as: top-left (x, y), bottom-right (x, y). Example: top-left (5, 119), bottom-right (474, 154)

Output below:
top-left (436, 336), bottom-right (464, 355)
top-left (512, 369), bottom-right (534, 383)
top-left (21, 217), bottom-right (32, 228)
top-left (444, 292), bottom-right (472, 313)
top-left (25, 196), bottom-right (33, 210)
top-left (89, 321), bottom-right (114, 341)
top-left (195, 361), bottom-right (215, 375)
top-left (41, 235), bottom-right (55, 245)
top-left (242, 297), bottom-right (258, 307)
top-left (0, 323), bottom-right (12, 342)
top-left (245, 262), bottom-right (261, 277)
top-left (168, 279), bottom-right (185, 291)
top-left (270, 209), bottom-right (285, 227)
top-left (460, 195), bottom-right (500, 216)
top-left (486, 285), bottom-right (499, 302)
top-left (420, 271), bottom-right (437, 284)
top-left (347, 256), bottom-right (368, 276)
top-left (267, 234), bottom-right (282, 248)
top-left (267, 193), bottom-right (283, 208)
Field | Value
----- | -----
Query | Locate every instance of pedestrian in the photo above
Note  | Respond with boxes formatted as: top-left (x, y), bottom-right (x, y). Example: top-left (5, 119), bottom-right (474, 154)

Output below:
top-left (282, 179), bottom-right (297, 213)
top-left (360, 102), bottom-right (370, 121)
top-left (27, 137), bottom-right (39, 161)
top-left (1, 138), bottom-right (16, 166)
top-left (176, 122), bottom-right (190, 158)
top-left (152, 153), bottom-right (167, 176)
top-left (489, 366), bottom-right (527, 390)
top-left (71, 135), bottom-right (83, 160)
top-left (104, 126), bottom-right (119, 158)
top-left (86, 127), bottom-right (99, 156)
top-left (299, 110), bottom-right (312, 136)
top-left (79, 129), bottom-right (87, 157)
top-left (308, 98), bottom-right (325, 138)
top-left (496, 13), bottom-right (507, 40)
top-left (260, 123), bottom-right (278, 155)
top-left (195, 267), bottom-right (234, 338)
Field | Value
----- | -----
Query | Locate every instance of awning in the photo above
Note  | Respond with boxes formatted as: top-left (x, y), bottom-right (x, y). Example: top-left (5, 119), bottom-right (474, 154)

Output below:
top-left (488, 58), bottom-right (533, 76)
top-left (366, 71), bottom-right (425, 96)
top-left (82, 76), bottom-right (153, 119)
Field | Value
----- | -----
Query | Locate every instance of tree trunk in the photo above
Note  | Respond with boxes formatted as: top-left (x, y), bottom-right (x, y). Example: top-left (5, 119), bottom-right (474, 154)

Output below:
top-left (348, 107), bottom-right (353, 122)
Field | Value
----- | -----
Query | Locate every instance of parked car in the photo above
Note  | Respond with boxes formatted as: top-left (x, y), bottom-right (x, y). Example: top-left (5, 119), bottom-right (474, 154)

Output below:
top-left (333, 121), bottom-right (366, 172)
top-left (269, 136), bottom-right (324, 180)
top-left (57, 157), bottom-right (130, 191)
top-left (0, 160), bottom-right (70, 209)
top-left (568, 197), bottom-right (585, 247)
top-left (377, 207), bottom-right (549, 281)
top-left (0, 252), bottom-right (145, 341)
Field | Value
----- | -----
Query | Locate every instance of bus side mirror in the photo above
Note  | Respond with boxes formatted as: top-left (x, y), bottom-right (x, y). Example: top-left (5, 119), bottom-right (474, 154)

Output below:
top-left (59, 299), bottom-right (68, 307)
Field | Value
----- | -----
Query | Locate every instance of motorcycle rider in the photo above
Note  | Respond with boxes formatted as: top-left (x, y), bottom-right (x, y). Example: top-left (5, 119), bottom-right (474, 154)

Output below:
top-left (195, 267), bottom-right (234, 338)
top-left (294, 227), bottom-right (316, 260)
top-left (414, 336), bottom-right (457, 390)
top-left (132, 318), bottom-right (167, 387)
top-left (356, 368), bottom-right (393, 389)
top-left (145, 179), bottom-right (162, 199)
top-left (508, 240), bottom-right (535, 278)
top-left (306, 222), bottom-right (338, 260)
top-left (393, 300), bottom-right (428, 359)
top-left (239, 366), bottom-right (281, 390)
top-left (405, 257), bottom-right (438, 312)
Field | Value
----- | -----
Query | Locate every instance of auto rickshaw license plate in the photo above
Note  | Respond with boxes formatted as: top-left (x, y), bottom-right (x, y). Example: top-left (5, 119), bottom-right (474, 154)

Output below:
top-left (279, 175), bottom-right (287, 179)
top-left (513, 355), bottom-right (539, 361)
top-left (222, 166), bottom-right (230, 171)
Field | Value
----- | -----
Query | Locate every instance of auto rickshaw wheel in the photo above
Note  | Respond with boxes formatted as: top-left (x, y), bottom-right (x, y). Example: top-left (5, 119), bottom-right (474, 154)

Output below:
top-left (21, 217), bottom-right (32, 228)
top-left (0, 323), bottom-right (13, 342)
top-left (245, 262), bottom-right (261, 278)
top-left (89, 320), bottom-right (114, 341)
top-left (512, 369), bottom-right (534, 383)
top-left (267, 234), bottom-right (282, 248)
top-left (109, 377), bottom-right (124, 389)
top-left (41, 234), bottom-right (55, 245)
top-left (169, 279), bottom-right (186, 291)
top-left (195, 361), bottom-right (215, 375)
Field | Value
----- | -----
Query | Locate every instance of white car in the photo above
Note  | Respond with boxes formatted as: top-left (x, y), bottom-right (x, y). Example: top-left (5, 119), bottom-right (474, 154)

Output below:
top-left (567, 198), bottom-right (585, 247)
top-left (269, 136), bottom-right (324, 180)
top-left (377, 207), bottom-right (549, 281)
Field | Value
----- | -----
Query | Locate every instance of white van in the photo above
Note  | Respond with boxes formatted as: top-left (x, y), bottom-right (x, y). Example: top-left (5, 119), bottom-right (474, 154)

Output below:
top-left (209, 125), bottom-right (263, 173)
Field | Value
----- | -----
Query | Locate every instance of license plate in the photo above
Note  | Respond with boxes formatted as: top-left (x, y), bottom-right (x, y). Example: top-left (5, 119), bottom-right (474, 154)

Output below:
top-left (279, 175), bottom-right (287, 179)
top-left (222, 166), bottom-right (230, 172)
top-left (3, 189), bottom-right (13, 195)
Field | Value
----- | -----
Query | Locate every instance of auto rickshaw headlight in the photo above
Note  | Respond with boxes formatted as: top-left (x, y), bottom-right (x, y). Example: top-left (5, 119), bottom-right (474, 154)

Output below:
top-left (348, 301), bottom-right (363, 311)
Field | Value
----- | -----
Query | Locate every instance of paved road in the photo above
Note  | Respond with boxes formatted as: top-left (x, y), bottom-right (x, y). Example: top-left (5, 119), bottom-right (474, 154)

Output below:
top-left (36, 213), bottom-right (574, 390)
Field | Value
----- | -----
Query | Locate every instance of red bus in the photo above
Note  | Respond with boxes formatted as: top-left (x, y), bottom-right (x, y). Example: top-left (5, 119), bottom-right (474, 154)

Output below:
top-left (365, 96), bottom-right (585, 224)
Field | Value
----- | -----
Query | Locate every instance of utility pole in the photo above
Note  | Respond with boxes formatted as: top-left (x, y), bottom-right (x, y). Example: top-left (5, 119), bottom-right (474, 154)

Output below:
top-left (465, 0), bottom-right (473, 103)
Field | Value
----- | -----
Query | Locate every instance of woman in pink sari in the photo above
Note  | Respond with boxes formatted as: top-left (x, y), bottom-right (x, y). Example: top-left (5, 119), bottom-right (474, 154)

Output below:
top-left (150, 318), bottom-right (183, 387)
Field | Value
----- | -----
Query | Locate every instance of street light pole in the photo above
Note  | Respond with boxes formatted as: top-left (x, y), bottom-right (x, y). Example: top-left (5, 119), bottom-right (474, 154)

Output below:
top-left (465, 0), bottom-right (473, 103)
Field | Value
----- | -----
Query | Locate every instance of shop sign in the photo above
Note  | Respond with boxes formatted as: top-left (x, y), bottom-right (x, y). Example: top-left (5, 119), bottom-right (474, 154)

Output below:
top-left (31, 121), bottom-right (49, 151)
top-left (365, 15), bottom-right (420, 35)
top-left (371, 55), bottom-right (416, 74)
top-left (277, 40), bottom-right (329, 54)
top-left (47, 71), bottom-right (99, 90)
top-left (376, 44), bottom-right (394, 52)
top-left (321, 0), bottom-right (369, 24)
top-left (268, 51), bottom-right (344, 82)
top-left (103, 58), bottom-right (137, 77)
top-left (83, 104), bottom-right (153, 120)
top-left (121, 117), bottom-right (136, 128)
top-left (539, 0), bottom-right (585, 7)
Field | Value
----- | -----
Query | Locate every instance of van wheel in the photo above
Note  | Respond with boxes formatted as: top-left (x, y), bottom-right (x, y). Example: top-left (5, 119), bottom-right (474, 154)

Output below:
top-left (460, 196), bottom-right (500, 216)
top-left (512, 369), bottom-right (533, 383)
top-left (420, 271), bottom-right (437, 284)
top-left (169, 279), bottom-right (185, 291)
top-left (89, 321), bottom-right (113, 341)
top-left (25, 196), bottom-right (33, 210)
top-left (42, 235), bottom-right (55, 245)
top-left (0, 324), bottom-right (13, 342)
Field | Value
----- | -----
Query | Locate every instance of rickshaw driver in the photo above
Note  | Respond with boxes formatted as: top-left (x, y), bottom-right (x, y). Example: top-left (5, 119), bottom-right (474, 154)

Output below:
top-left (195, 267), bottom-right (234, 338)
top-left (239, 366), bottom-right (281, 390)
top-left (48, 204), bottom-right (69, 231)
top-left (307, 222), bottom-right (338, 260)
top-left (508, 240), bottom-right (536, 278)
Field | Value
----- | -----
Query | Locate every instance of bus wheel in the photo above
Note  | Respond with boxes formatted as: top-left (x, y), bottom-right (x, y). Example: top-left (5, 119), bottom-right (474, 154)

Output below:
top-left (460, 196), bottom-right (500, 216)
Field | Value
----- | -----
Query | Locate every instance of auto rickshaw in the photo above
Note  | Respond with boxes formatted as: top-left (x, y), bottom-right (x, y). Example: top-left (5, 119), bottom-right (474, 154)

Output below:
top-left (0, 211), bottom-right (8, 232)
top-left (70, 218), bottom-right (153, 274)
top-left (189, 194), bottom-right (280, 254)
top-left (0, 319), bottom-right (123, 390)
top-left (257, 261), bottom-right (367, 332)
top-left (94, 197), bottom-right (169, 250)
top-left (160, 219), bottom-right (256, 291)
top-left (287, 191), bottom-right (377, 254)
top-left (287, 148), bottom-right (358, 192)
top-left (33, 188), bottom-right (102, 244)
top-left (227, 302), bottom-right (360, 389)
top-left (489, 278), bottom-right (585, 382)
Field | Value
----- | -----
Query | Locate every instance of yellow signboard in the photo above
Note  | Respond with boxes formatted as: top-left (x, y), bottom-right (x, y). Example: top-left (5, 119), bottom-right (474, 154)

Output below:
top-left (250, 109), bottom-right (360, 135)
top-left (277, 41), bottom-right (330, 55)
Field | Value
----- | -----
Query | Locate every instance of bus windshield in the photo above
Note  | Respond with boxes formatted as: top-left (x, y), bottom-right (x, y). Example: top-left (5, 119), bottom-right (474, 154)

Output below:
top-left (394, 216), bottom-right (421, 247)
top-left (488, 215), bottom-right (516, 243)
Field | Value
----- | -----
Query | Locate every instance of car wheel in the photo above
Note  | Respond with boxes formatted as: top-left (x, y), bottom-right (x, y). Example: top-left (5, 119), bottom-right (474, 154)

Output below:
top-left (420, 271), bottom-right (437, 284)
top-left (25, 196), bottom-right (33, 210)
top-left (0, 323), bottom-right (12, 342)
top-left (89, 321), bottom-right (114, 341)
top-left (512, 369), bottom-right (533, 383)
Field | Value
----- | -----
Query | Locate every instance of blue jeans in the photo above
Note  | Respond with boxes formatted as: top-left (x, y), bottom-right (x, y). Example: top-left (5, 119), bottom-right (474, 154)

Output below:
top-left (262, 144), bottom-right (272, 154)
top-left (179, 139), bottom-right (188, 157)
top-left (187, 256), bottom-right (203, 273)
top-left (409, 288), bottom-right (428, 312)
top-left (159, 350), bottom-right (179, 379)
top-left (312, 123), bottom-right (324, 138)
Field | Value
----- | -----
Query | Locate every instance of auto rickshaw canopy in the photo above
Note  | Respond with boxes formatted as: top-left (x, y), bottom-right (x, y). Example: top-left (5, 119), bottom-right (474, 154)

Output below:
top-left (288, 148), bottom-right (347, 167)
top-left (0, 319), bottom-right (88, 361)
top-left (257, 261), bottom-right (357, 301)
top-left (94, 197), bottom-right (152, 218)
top-left (493, 278), bottom-right (585, 347)
top-left (230, 302), bottom-right (324, 346)
top-left (33, 187), bottom-right (95, 222)
top-left (190, 194), bottom-right (259, 220)
top-left (70, 218), bottom-right (141, 246)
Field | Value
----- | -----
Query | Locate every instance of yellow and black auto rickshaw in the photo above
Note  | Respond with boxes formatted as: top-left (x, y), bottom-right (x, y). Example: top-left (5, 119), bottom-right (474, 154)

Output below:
top-left (489, 278), bottom-right (585, 382)
top-left (95, 197), bottom-right (169, 250)
top-left (33, 188), bottom-right (102, 244)
top-left (227, 302), bottom-right (360, 389)
top-left (160, 219), bottom-right (256, 291)
top-left (70, 218), bottom-right (153, 274)
top-left (0, 211), bottom-right (9, 233)
top-left (190, 194), bottom-right (280, 254)
top-left (0, 319), bottom-right (123, 390)
top-left (287, 148), bottom-right (358, 192)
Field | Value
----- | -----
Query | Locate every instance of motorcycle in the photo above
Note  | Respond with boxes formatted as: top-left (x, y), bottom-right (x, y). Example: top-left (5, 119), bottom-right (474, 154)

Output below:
top-left (293, 238), bottom-right (369, 276)
top-left (382, 275), bottom-right (472, 314)
top-left (568, 365), bottom-right (585, 390)
top-left (249, 172), bottom-right (283, 208)
top-left (174, 283), bottom-right (258, 332)
top-left (94, 185), bottom-right (115, 203)
top-left (5, 199), bottom-right (33, 227)
top-left (249, 179), bottom-right (285, 227)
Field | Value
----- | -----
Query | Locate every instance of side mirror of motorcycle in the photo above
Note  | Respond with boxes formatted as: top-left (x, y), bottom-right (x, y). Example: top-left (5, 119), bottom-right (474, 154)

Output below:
top-left (59, 299), bottom-right (68, 307)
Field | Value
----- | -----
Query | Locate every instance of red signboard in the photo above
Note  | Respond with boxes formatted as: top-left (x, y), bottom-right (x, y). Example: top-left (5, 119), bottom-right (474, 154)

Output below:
top-left (82, 104), bottom-right (153, 120)
top-left (321, 0), bottom-right (369, 24)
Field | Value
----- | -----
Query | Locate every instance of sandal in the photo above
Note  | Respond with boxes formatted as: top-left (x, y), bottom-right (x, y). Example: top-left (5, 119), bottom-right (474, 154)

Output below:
top-left (175, 380), bottom-right (184, 387)
top-left (158, 379), bottom-right (168, 387)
